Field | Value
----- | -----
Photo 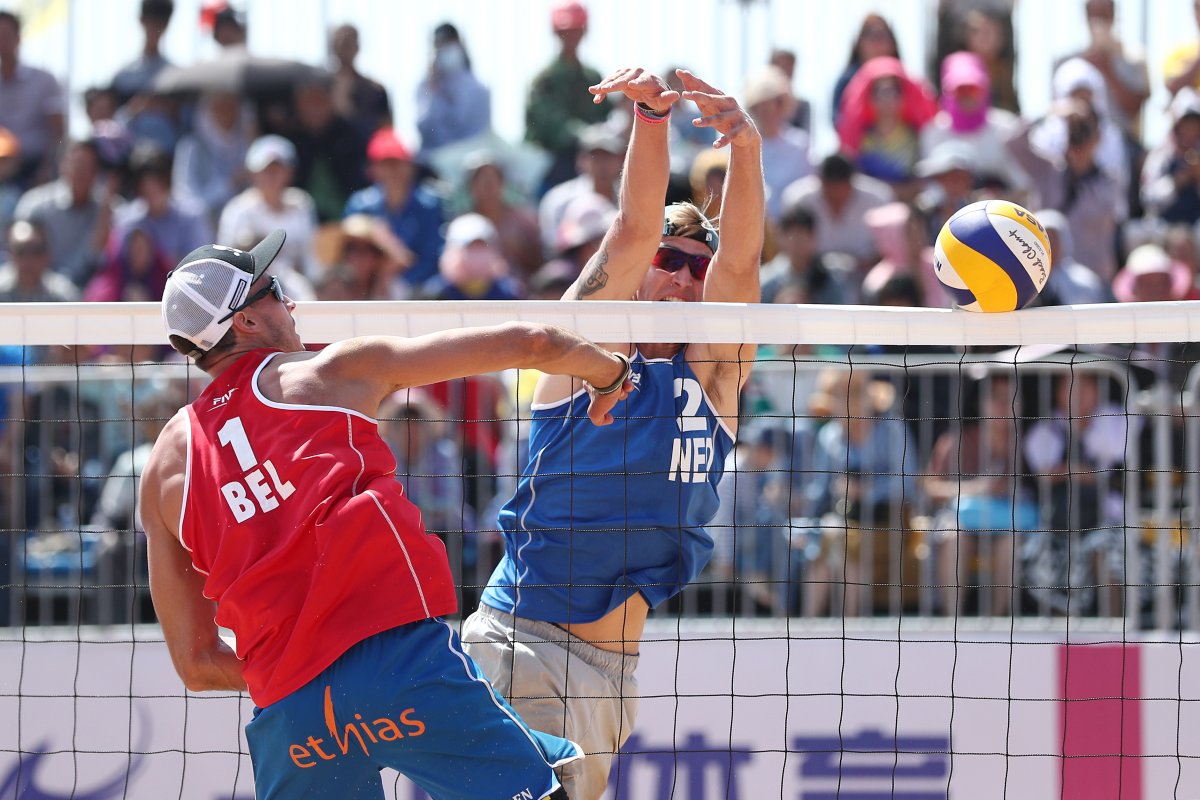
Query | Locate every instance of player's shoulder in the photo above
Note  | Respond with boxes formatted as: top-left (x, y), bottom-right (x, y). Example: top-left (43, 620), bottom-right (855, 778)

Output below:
top-left (142, 409), bottom-right (190, 483)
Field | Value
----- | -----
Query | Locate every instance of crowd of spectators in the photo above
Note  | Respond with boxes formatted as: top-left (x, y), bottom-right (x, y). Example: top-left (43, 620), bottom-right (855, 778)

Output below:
top-left (2, 0), bottom-right (1199, 625)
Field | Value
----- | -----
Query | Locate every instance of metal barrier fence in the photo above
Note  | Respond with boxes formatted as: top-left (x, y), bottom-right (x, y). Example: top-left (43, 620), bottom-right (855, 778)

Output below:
top-left (3, 356), bottom-right (1195, 629)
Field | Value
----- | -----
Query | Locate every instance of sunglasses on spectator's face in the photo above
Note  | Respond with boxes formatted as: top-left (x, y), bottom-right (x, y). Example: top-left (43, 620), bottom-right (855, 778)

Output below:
top-left (11, 243), bottom-right (47, 257)
top-left (652, 246), bottom-right (711, 281)
top-left (219, 275), bottom-right (284, 323)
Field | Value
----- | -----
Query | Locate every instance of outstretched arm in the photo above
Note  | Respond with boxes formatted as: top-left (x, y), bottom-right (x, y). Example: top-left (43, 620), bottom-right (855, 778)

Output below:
top-left (564, 67), bottom-right (680, 302)
top-left (310, 323), bottom-right (633, 425)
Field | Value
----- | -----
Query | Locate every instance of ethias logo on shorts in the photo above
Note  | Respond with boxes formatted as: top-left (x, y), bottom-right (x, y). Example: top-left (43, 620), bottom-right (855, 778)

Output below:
top-left (288, 686), bottom-right (426, 768)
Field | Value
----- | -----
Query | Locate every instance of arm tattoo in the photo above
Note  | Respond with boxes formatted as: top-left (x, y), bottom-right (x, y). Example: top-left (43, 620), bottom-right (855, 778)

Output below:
top-left (574, 247), bottom-right (610, 298)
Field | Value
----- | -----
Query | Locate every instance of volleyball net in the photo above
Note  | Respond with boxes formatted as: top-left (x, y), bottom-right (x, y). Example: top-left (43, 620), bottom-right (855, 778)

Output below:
top-left (2, 299), bottom-right (1199, 798)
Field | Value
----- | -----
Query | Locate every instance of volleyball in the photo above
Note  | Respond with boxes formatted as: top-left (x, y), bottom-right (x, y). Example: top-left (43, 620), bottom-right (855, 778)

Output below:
top-left (933, 200), bottom-right (1053, 312)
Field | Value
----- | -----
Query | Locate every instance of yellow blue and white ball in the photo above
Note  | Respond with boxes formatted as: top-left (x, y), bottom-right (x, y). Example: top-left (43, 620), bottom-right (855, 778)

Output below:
top-left (933, 200), bottom-right (1053, 312)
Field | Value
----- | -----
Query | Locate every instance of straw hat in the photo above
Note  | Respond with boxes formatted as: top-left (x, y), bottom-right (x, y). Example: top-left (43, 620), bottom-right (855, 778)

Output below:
top-left (808, 369), bottom-right (896, 418)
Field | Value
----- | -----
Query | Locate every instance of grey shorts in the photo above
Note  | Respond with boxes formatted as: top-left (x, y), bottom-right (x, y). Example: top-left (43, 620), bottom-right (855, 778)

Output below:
top-left (461, 604), bottom-right (639, 800)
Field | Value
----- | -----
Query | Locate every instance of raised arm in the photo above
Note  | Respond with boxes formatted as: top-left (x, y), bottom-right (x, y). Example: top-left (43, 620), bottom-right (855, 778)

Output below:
top-left (685, 70), bottom-right (765, 306)
top-left (307, 322), bottom-right (633, 424)
top-left (141, 414), bottom-right (247, 693)
top-left (563, 67), bottom-right (679, 301)
top-left (681, 71), bottom-right (765, 401)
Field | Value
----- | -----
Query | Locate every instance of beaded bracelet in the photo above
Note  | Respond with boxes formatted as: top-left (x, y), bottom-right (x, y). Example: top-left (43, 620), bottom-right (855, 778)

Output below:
top-left (634, 101), bottom-right (670, 125)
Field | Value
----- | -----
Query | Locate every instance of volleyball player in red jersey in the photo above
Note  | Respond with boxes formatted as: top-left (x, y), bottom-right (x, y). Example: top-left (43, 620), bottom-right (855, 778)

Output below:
top-left (139, 229), bottom-right (633, 800)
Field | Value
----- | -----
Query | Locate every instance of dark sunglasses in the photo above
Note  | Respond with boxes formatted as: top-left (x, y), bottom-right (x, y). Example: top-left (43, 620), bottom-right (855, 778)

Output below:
top-left (218, 275), bottom-right (284, 323)
top-left (652, 246), bottom-right (711, 281)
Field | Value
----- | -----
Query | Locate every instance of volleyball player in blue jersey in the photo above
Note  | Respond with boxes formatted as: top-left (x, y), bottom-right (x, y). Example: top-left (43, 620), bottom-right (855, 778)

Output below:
top-left (462, 67), bottom-right (764, 799)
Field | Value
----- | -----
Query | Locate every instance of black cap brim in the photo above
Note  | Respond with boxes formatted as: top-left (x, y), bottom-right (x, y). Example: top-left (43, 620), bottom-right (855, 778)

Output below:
top-left (249, 229), bottom-right (287, 281)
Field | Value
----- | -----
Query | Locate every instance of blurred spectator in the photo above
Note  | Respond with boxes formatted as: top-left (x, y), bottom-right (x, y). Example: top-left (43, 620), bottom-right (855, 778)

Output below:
top-left (15, 139), bottom-right (120, 288)
top-left (218, 134), bottom-right (321, 280)
top-left (1035, 208), bottom-right (1112, 305)
top-left (1023, 371), bottom-right (1132, 615)
top-left (1112, 244), bottom-right (1200, 389)
top-left (202, 2), bottom-right (247, 49)
top-left (963, 7), bottom-right (1019, 113)
top-left (1009, 99), bottom-right (1123, 281)
top-left (837, 56), bottom-right (937, 197)
top-left (461, 152), bottom-right (542, 279)
top-left (862, 201), bottom-right (946, 307)
top-left (1163, 223), bottom-right (1200, 298)
top-left (420, 212), bottom-right (521, 301)
top-left (1112, 242), bottom-right (1192, 304)
top-left (1033, 57), bottom-right (1131, 197)
top-left (925, 373), bottom-right (1035, 616)
top-left (329, 23), bottom-right (393, 140)
top-left (344, 127), bottom-right (444, 287)
top-left (711, 423), bottom-right (792, 615)
top-left (171, 92), bottom-right (253, 224)
top-left (800, 369), bottom-right (918, 617)
top-left (743, 65), bottom-right (812, 223)
top-left (936, 3), bottom-right (1020, 114)
top-left (312, 213), bottom-right (412, 299)
top-left (542, 192), bottom-right (614, 284)
top-left (417, 22), bottom-right (491, 156)
top-left (113, 143), bottom-right (212, 265)
top-left (687, 147), bottom-right (728, 217)
top-left (525, 0), bottom-right (613, 194)
top-left (832, 13), bottom-right (901, 126)
top-left (1055, 0), bottom-right (1149, 141)
top-left (768, 48), bottom-right (813, 133)
top-left (0, 219), bottom-right (79, 303)
top-left (83, 224), bottom-right (170, 302)
top-left (0, 11), bottom-right (65, 189)
top-left (0, 127), bottom-right (18, 258)
top-left (537, 122), bottom-right (623, 257)
top-left (760, 202), bottom-right (858, 305)
top-left (920, 51), bottom-right (1026, 195)
top-left (1141, 88), bottom-right (1200, 225)
top-left (1163, 0), bottom-right (1200, 96)
top-left (378, 388), bottom-right (474, 536)
top-left (84, 86), bottom-right (120, 126)
top-left (526, 258), bottom-right (578, 300)
top-left (781, 152), bottom-right (892, 270)
top-left (110, 0), bottom-right (174, 105)
top-left (664, 65), bottom-right (713, 176)
top-left (873, 272), bottom-right (924, 308)
top-left (284, 71), bottom-right (370, 222)
top-left (913, 140), bottom-right (977, 240)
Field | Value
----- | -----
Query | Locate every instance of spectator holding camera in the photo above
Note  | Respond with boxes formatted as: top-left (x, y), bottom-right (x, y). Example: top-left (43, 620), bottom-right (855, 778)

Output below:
top-left (1142, 88), bottom-right (1200, 226)
top-left (1008, 98), bottom-right (1123, 281)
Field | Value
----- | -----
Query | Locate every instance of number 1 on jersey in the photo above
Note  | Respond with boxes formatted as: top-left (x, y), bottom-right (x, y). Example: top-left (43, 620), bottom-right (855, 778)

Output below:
top-left (217, 415), bottom-right (296, 522)
top-left (218, 417), bottom-right (258, 471)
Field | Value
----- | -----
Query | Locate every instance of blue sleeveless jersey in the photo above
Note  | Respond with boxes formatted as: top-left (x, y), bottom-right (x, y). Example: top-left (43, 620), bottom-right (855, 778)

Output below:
top-left (481, 350), bottom-right (735, 623)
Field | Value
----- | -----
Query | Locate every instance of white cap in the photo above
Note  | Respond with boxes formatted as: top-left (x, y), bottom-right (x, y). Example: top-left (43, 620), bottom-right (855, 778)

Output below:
top-left (445, 213), bottom-right (499, 249)
top-left (162, 230), bottom-right (286, 356)
top-left (245, 134), bottom-right (296, 173)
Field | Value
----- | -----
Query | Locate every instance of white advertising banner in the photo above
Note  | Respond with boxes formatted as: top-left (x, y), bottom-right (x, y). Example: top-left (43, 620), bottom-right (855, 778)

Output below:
top-left (1, 623), bottom-right (1197, 799)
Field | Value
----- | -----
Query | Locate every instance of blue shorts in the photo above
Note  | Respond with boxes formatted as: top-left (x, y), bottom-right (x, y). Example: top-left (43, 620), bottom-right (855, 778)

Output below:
top-left (244, 618), bottom-right (582, 800)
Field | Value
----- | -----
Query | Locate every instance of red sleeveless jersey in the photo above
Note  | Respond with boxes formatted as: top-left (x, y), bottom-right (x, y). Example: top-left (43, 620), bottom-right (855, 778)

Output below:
top-left (179, 349), bottom-right (457, 707)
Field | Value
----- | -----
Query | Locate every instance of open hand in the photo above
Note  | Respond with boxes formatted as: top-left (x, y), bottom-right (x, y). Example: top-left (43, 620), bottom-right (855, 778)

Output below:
top-left (677, 69), bottom-right (760, 149)
top-left (589, 67), bottom-right (680, 114)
